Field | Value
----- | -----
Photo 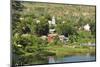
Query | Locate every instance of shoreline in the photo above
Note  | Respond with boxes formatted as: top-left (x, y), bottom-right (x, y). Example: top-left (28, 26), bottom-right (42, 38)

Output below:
top-left (46, 45), bottom-right (96, 57)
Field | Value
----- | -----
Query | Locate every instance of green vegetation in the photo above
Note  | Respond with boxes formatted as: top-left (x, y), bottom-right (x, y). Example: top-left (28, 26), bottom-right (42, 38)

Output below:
top-left (12, 1), bottom-right (96, 66)
top-left (46, 45), bottom-right (95, 57)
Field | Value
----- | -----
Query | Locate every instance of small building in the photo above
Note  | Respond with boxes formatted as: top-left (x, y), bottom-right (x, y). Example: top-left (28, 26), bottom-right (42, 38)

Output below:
top-left (47, 34), bottom-right (58, 43)
top-left (83, 24), bottom-right (90, 31)
top-left (59, 35), bottom-right (68, 45)
top-left (52, 16), bottom-right (56, 25)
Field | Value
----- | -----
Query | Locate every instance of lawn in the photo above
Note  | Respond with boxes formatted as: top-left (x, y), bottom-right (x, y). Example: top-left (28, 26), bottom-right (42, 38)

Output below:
top-left (46, 45), bottom-right (95, 57)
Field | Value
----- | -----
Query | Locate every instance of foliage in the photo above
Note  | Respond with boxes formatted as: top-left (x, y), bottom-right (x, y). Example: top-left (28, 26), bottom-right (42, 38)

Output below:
top-left (35, 16), bottom-right (49, 36)
top-left (12, 1), bottom-right (96, 66)
top-left (12, 1), bottom-right (24, 35)
top-left (90, 22), bottom-right (96, 37)
top-left (12, 33), bottom-right (49, 66)
top-left (56, 21), bottom-right (77, 36)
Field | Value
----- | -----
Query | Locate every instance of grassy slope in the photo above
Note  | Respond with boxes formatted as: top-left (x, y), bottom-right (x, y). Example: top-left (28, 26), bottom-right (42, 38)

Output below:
top-left (46, 45), bottom-right (95, 57)
top-left (22, 2), bottom-right (95, 19)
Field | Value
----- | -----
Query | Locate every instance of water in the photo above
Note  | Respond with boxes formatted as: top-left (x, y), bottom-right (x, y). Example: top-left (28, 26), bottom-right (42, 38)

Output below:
top-left (80, 43), bottom-right (95, 47)
top-left (48, 55), bottom-right (96, 63)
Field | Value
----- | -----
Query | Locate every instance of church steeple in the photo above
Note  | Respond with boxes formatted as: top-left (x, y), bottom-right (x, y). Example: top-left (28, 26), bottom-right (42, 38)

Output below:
top-left (51, 16), bottom-right (56, 25)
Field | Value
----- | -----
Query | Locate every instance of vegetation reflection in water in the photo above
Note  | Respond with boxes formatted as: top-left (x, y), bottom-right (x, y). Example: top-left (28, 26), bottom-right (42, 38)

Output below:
top-left (48, 55), bottom-right (96, 63)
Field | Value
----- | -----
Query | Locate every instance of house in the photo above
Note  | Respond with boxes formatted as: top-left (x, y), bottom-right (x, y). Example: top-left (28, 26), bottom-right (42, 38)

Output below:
top-left (59, 35), bottom-right (68, 45)
top-left (47, 33), bottom-right (58, 43)
top-left (83, 24), bottom-right (90, 31)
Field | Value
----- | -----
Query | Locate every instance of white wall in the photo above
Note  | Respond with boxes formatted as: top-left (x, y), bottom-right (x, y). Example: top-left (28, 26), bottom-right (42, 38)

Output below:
top-left (0, 0), bottom-right (100, 67)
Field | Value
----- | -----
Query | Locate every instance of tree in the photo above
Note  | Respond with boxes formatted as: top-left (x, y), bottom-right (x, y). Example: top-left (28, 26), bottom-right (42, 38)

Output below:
top-left (12, 2), bottom-right (51, 66)
top-left (90, 22), bottom-right (96, 37)
top-left (35, 16), bottom-right (49, 36)
top-left (12, 1), bottom-right (26, 66)
top-left (56, 21), bottom-right (77, 36)
top-left (12, 1), bottom-right (24, 35)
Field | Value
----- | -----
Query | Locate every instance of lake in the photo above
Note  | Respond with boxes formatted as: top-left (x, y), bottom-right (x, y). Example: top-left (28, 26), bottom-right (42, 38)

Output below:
top-left (48, 55), bottom-right (96, 63)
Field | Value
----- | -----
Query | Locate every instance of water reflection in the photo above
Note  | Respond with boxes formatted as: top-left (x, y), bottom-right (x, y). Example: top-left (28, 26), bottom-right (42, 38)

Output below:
top-left (80, 43), bottom-right (95, 47)
top-left (48, 56), bottom-right (55, 63)
top-left (48, 55), bottom-right (96, 63)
